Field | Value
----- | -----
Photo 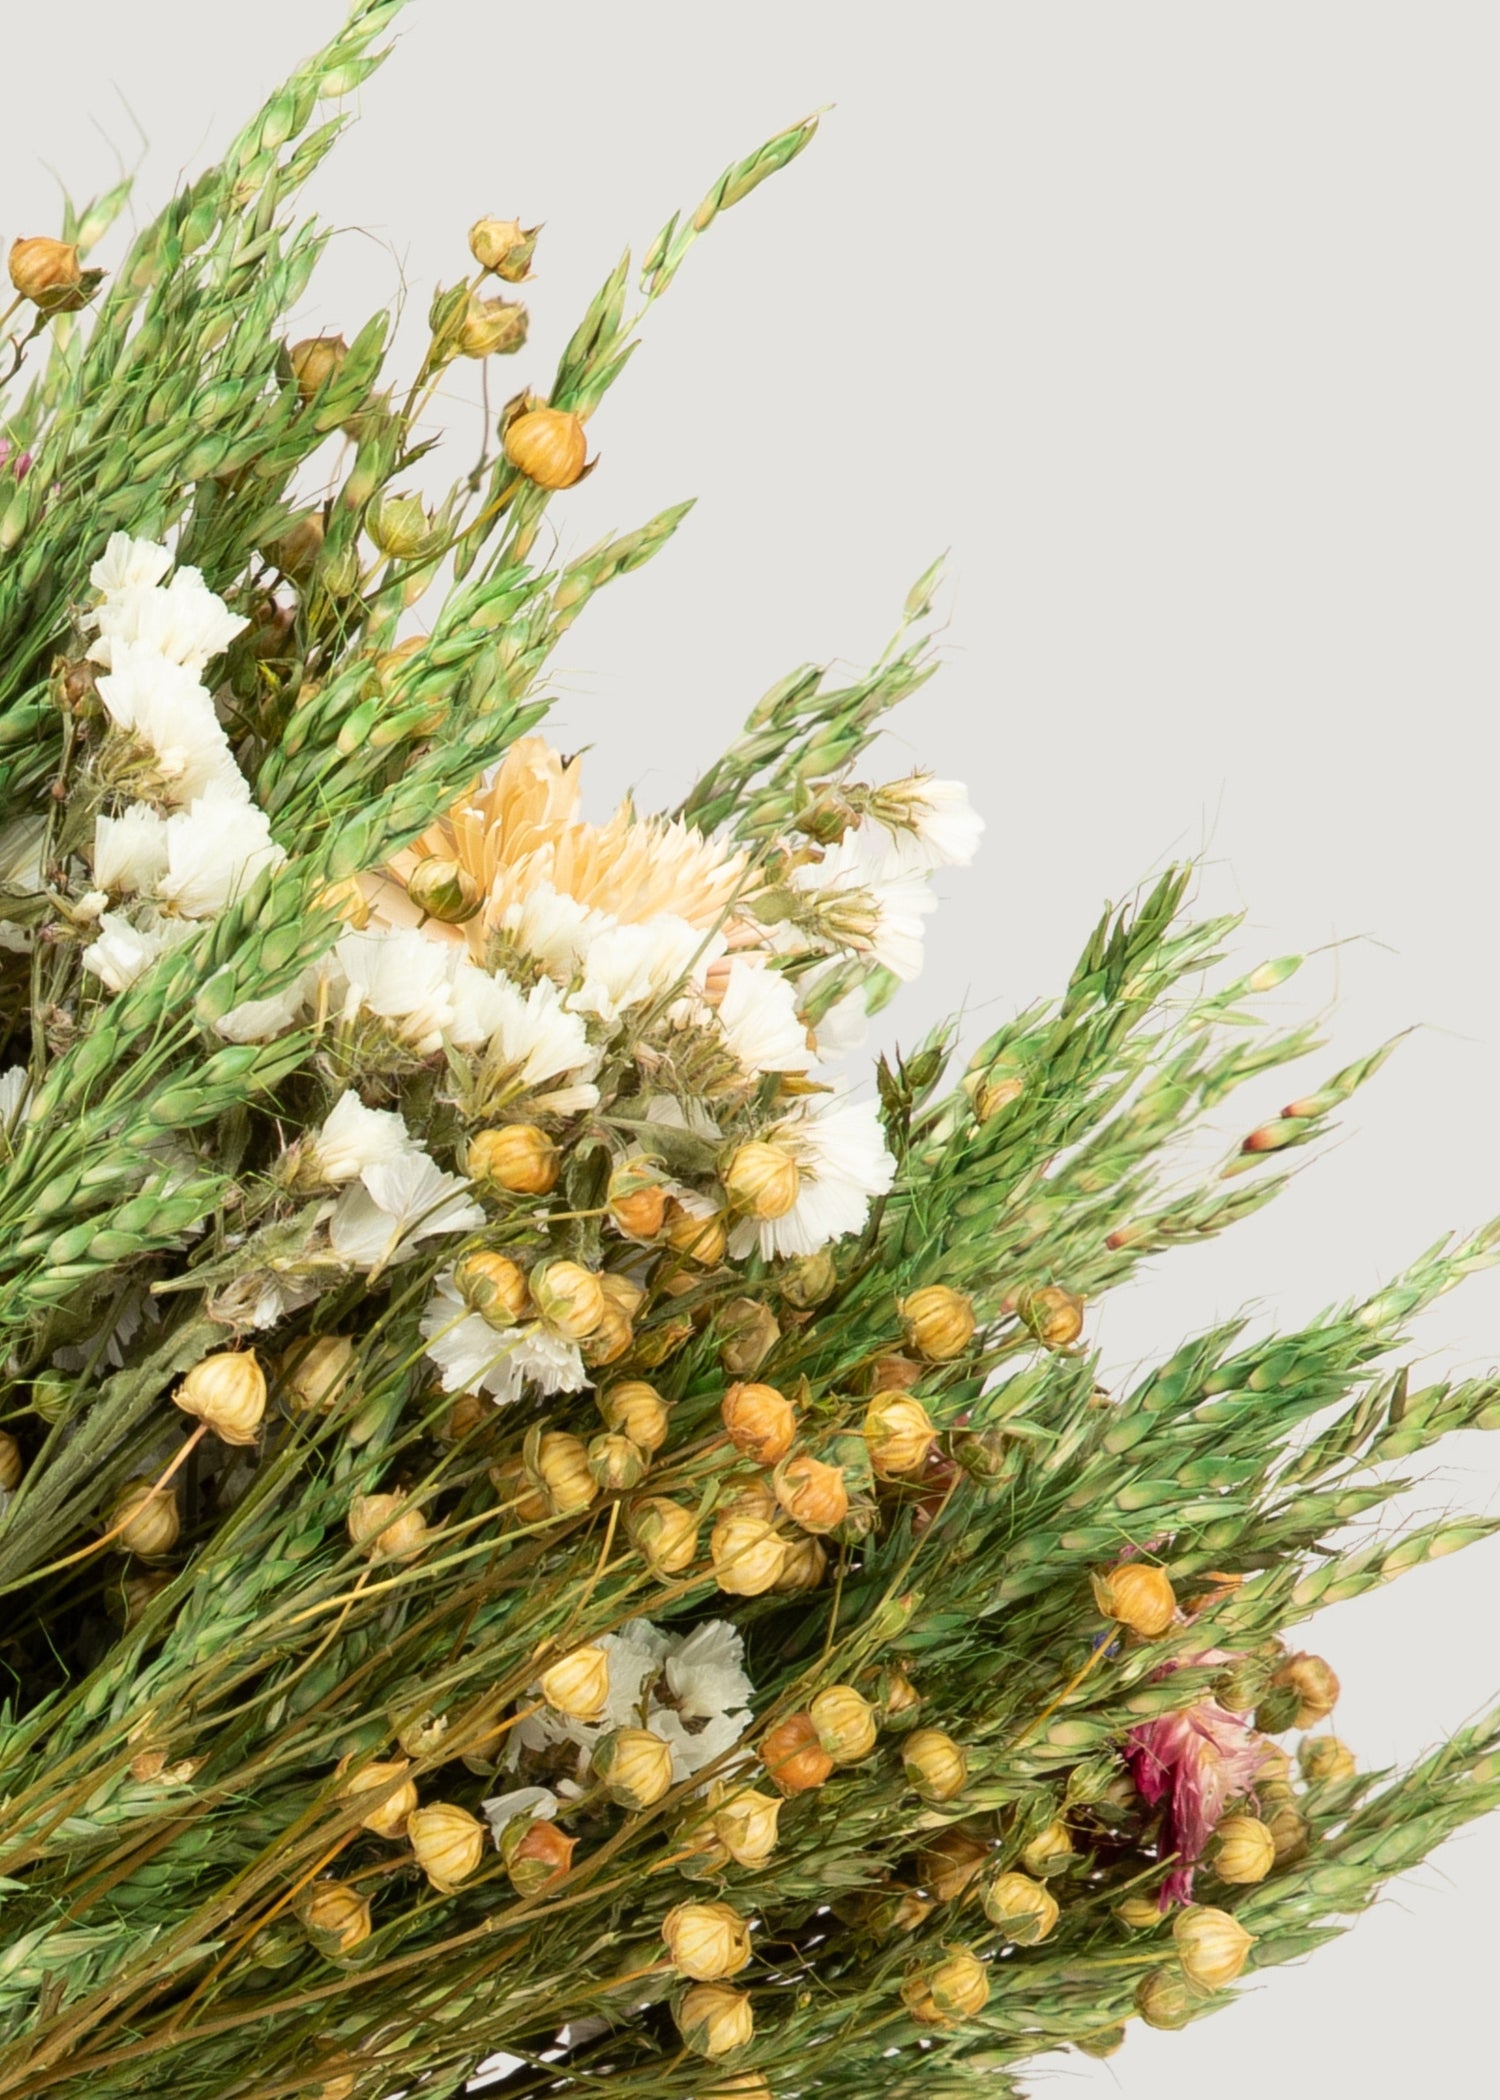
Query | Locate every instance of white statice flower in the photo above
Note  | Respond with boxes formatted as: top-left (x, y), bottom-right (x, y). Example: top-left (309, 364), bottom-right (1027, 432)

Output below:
top-left (711, 957), bottom-right (814, 1075)
top-left (88, 533), bottom-right (174, 598)
top-left (95, 644), bottom-right (244, 806)
top-left (80, 911), bottom-right (171, 992)
top-left (474, 972), bottom-right (600, 1112)
top-left (0, 1064), bottom-right (31, 1132)
top-left (730, 1087), bottom-right (896, 1261)
top-left (87, 566), bottom-right (246, 674)
top-left (807, 980), bottom-right (871, 1061)
top-left (331, 927), bottom-right (457, 1056)
top-left (497, 881), bottom-right (612, 980)
top-left (420, 1272), bottom-right (587, 1401)
top-left (306, 1089), bottom-right (416, 1184)
top-left (154, 788), bottom-right (283, 920)
top-left (859, 774), bottom-right (984, 876)
top-left (213, 962), bottom-right (320, 1044)
top-left (480, 1786), bottom-right (560, 1846)
top-left (329, 1150), bottom-right (484, 1271)
top-left (789, 833), bottom-right (936, 983)
top-left (569, 913), bottom-right (721, 1026)
top-left (93, 804), bottom-right (170, 895)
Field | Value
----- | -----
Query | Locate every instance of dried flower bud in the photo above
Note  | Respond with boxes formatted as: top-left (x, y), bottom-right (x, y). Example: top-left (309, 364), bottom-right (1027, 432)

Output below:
top-left (900, 1285), bottom-right (976, 1363)
top-left (338, 1758), bottom-right (418, 1839)
top-left (592, 1726), bottom-right (675, 1810)
top-left (528, 1431), bottom-right (599, 1517)
top-left (862, 1394), bottom-right (936, 1479)
top-left (581, 1303), bottom-right (635, 1367)
top-left (531, 1262), bottom-right (606, 1341)
top-left (918, 1828), bottom-right (992, 1902)
top-left (769, 1532), bottom-right (828, 1592)
top-left (280, 1335), bottom-right (357, 1412)
top-left (966, 1067), bottom-right (1024, 1123)
top-left (366, 492), bottom-right (435, 562)
top-left (780, 1249), bottom-right (837, 1308)
top-left (772, 1452), bottom-right (849, 1536)
top-left (1020, 1819), bottom-right (1074, 1878)
top-left (347, 1493), bottom-right (429, 1560)
top-left (501, 1814), bottom-right (576, 1895)
top-left (675, 1982), bottom-right (753, 2059)
top-left (469, 216), bottom-right (539, 280)
top-left (0, 1432), bottom-right (22, 1491)
top-left (981, 1869), bottom-right (1060, 1944)
top-left (810, 1684), bottom-right (878, 1766)
top-left (628, 1496), bottom-right (699, 1576)
top-left (876, 1666), bottom-right (922, 1728)
top-left (1271, 1651), bottom-right (1341, 1729)
top-left (300, 1879), bottom-right (372, 1957)
top-left (710, 1512), bottom-right (790, 1596)
top-left (901, 1948), bottom-right (990, 2025)
top-left (1090, 1562), bottom-right (1176, 1638)
top-left (1173, 1904), bottom-right (1255, 1990)
top-left (1015, 1283), bottom-right (1085, 1348)
top-left (713, 1787), bottom-right (782, 1867)
top-left (663, 1202), bottom-right (728, 1266)
top-left (108, 1481), bottom-right (180, 1558)
top-left (458, 293), bottom-right (529, 358)
top-left (902, 1728), bottom-right (968, 1804)
top-left (1076, 2025), bottom-right (1127, 2060)
top-left (503, 405), bottom-right (590, 490)
top-left (175, 1350), bottom-right (266, 1446)
top-left (1263, 1797), bottom-right (1308, 1865)
top-left (289, 334), bottom-right (350, 400)
top-left (467, 1123), bottom-right (560, 1196)
top-left (607, 1163), bottom-right (668, 1239)
top-left (406, 855), bottom-right (483, 923)
top-left (1211, 1815), bottom-right (1276, 1885)
top-left (1298, 1735), bottom-right (1356, 1784)
top-left (489, 1454), bottom-right (549, 1525)
top-left (408, 1802), bottom-right (485, 1892)
top-left (264, 512), bottom-right (326, 582)
top-left (8, 236), bottom-right (89, 313)
top-left (1135, 1967), bottom-right (1200, 2029)
top-left (452, 1251), bottom-right (530, 1329)
top-left (662, 1900), bottom-right (752, 1981)
top-left (539, 1644), bottom-right (610, 1721)
top-left (600, 1380), bottom-right (670, 1453)
top-left (870, 1354), bottom-right (924, 1393)
top-left (724, 1140), bottom-right (801, 1221)
top-left (1115, 1894), bottom-right (1169, 1930)
top-left (584, 1431), bottom-right (646, 1494)
top-left (721, 1381), bottom-right (796, 1465)
top-left (717, 1298), bottom-right (782, 1378)
top-left (759, 1710), bottom-right (834, 1796)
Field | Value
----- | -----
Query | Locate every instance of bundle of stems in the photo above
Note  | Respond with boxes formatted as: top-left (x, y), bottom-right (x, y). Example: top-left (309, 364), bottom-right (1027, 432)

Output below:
top-left (0, 8), bottom-right (1495, 2098)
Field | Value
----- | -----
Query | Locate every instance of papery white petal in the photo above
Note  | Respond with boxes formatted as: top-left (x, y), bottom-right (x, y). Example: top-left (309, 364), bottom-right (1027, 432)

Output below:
top-left (93, 804), bottom-right (171, 895)
top-left (81, 911), bottom-right (170, 992)
top-left (729, 1089), bottom-right (895, 1261)
top-left (713, 958), bottom-right (814, 1073)
top-left (156, 789), bottom-right (283, 919)
top-left (481, 1787), bottom-right (559, 1845)
top-left (88, 533), bottom-right (173, 598)
top-left (332, 927), bottom-right (456, 1055)
top-left (309, 1090), bottom-right (416, 1182)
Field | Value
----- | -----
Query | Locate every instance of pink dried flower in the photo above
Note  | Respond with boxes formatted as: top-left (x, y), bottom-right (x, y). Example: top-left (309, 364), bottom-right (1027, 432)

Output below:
top-left (1127, 1659), bottom-right (1273, 1904)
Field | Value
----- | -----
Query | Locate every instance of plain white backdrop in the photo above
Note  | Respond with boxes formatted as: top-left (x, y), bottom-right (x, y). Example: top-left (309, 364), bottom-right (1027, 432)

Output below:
top-left (5, 4), bottom-right (1498, 2092)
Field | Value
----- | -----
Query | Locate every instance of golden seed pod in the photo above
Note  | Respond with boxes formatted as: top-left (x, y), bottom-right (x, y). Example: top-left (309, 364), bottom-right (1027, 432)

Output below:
top-left (663, 1201), bottom-right (728, 1266)
top-left (662, 1900), bottom-right (753, 1981)
top-left (408, 1802), bottom-right (486, 1892)
top-left (587, 1431), bottom-right (650, 1493)
top-left (721, 1381), bottom-right (796, 1465)
top-left (347, 1492), bottom-right (429, 1560)
top-left (713, 1787), bottom-right (782, 1867)
top-left (809, 1685), bottom-right (878, 1766)
top-left (489, 1453), bottom-right (549, 1524)
top-left (1264, 1796), bottom-right (1308, 1865)
top-left (502, 406), bottom-right (590, 490)
top-left (1019, 1819), bottom-right (1075, 1878)
top-left (780, 1249), bottom-right (837, 1309)
top-left (581, 1303), bottom-right (635, 1369)
top-left (918, 1828), bottom-right (993, 1902)
top-left (406, 854), bottom-right (482, 924)
top-left (1173, 1904), bottom-right (1255, 1990)
top-left (281, 1335), bottom-right (358, 1412)
top-left (861, 1394), bottom-right (936, 1479)
top-left (457, 292), bottom-right (528, 358)
top-left (772, 1452), bottom-right (848, 1536)
top-left (175, 1350), bottom-right (267, 1447)
top-left (289, 333), bottom-right (350, 400)
top-left (599, 1380), bottom-right (670, 1453)
top-left (453, 1251), bottom-right (531, 1329)
top-left (539, 1644), bottom-right (610, 1721)
top-left (710, 1512), bottom-right (790, 1597)
top-left (299, 1879), bottom-right (372, 1957)
top-left (469, 216), bottom-right (539, 279)
top-left (900, 1285), bottom-right (976, 1363)
top-left (366, 491), bottom-right (434, 562)
top-left (1212, 1815), bottom-right (1277, 1885)
top-left (870, 1353), bottom-right (924, 1393)
top-left (338, 1758), bottom-right (418, 1840)
top-left (1015, 1283), bottom-right (1085, 1348)
top-left (501, 1815), bottom-right (576, 1895)
top-left (466, 1123), bottom-right (560, 1196)
top-left (114, 1566), bottom-right (173, 1628)
top-left (758, 1711), bottom-right (834, 1796)
top-left (530, 1430), bottom-right (600, 1517)
top-left (876, 1666), bottom-right (922, 1728)
top-left (980, 1869), bottom-right (1060, 1945)
top-left (1272, 1650), bottom-right (1341, 1729)
top-left (901, 1947), bottom-right (990, 2026)
top-left (530, 1261), bottom-right (606, 1341)
top-left (1298, 1735), bottom-right (1357, 1784)
top-left (108, 1480), bottom-right (180, 1559)
top-left (0, 1431), bottom-right (22, 1491)
top-left (718, 1297), bottom-right (782, 1378)
top-left (769, 1532), bottom-right (828, 1593)
top-left (1135, 1966), bottom-right (1200, 2030)
top-left (8, 236), bottom-right (87, 312)
top-left (723, 1476), bottom-right (778, 1522)
top-left (628, 1495), bottom-right (700, 1576)
top-left (1075, 2024), bottom-right (1127, 2060)
top-left (607, 1163), bottom-right (668, 1240)
top-left (674, 1981), bottom-right (754, 2059)
top-left (600, 1272), bottom-right (645, 1319)
top-left (1114, 1894), bottom-right (1168, 1930)
top-left (902, 1728), bottom-right (969, 1804)
top-left (1090, 1561), bottom-right (1177, 1638)
top-left (593, 1726), bottom-right (675, 1810)
top-left (723, 1140), bottom-right (802, 1222)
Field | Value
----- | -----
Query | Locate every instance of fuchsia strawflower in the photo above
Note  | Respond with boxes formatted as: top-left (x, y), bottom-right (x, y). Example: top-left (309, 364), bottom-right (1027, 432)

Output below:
top-left (1126, 1654), bottom-right (1274, 1905)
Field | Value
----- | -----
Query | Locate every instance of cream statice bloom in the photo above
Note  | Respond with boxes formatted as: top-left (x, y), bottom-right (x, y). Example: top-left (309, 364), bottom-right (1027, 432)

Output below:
top-left (0, 1064), bottom-right (31, 1131)
top-left (507, 1619), bottom-right (753, 1783)
top-left (307, 1090), bottom-right (416, 1184)
top-left (329, 1151), bottom-right (484, 1271)
top-left (789, 833), bottom-right (936, 982)
top-left (331, 927), bottom-right (457, 1055)
top-left (92, 805), bottom-right (171, 895)
top-left (712, 957), bottom-right (814, 1074)
top-left (88, 533), bottom-right (174, 598)
top-left (860, 775), bottom-right (984, 876)
top-left (94, 645), bottom-right (244, 806)
top-left (420, 1271), bottom-right (588, 1400)
top-left (213, 963), bottom-right (320, 1044)
top-left (569, 913), bottom-right (720, 1027)
top-left (730, 1088), bottom-right (896, 1260)
top-left (478, 973), bottom-right (600, 1111)
top-left (496, 881), bottom-right (611, 979)
top-left (80, 911), bottom-right (172, 992)
top-left (87, 567), bottom-right (246, 674)
top-left (155, 789), bottom-right (284, 919)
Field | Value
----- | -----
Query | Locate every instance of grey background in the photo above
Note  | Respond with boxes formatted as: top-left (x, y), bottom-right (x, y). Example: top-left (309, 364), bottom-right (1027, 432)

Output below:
top-left (6, 3), bottom-right (1498, 2090)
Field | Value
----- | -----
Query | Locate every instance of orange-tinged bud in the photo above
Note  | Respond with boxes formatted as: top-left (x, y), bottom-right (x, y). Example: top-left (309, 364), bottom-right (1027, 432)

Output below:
top-left (502, 405), bottom-right (590, 490)
top-left (862, 1394), bottom-right (936, 1478)
top-left (662, 1900), bottom-right (752, 1980)
top-left (408, 1802), bottom-right (485, 1892)
top-left (759, 1711), bottom-right (833, 1796)
top-left (900, 1285), bottom-right (975, 1362)
top-left (902, 1728), bottom-right (968, 1803)
top-left (772, 1451), bottom-right (848, 1535)
top-left (722, 1381), bottom-right (796, 1464)
top-left (1090, 1561), bottom-right (1176, 1638)
top-left (467, 1124), bottom-right (559, 1196)
top-left (174, 1350), bottom-right (266, 1446)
